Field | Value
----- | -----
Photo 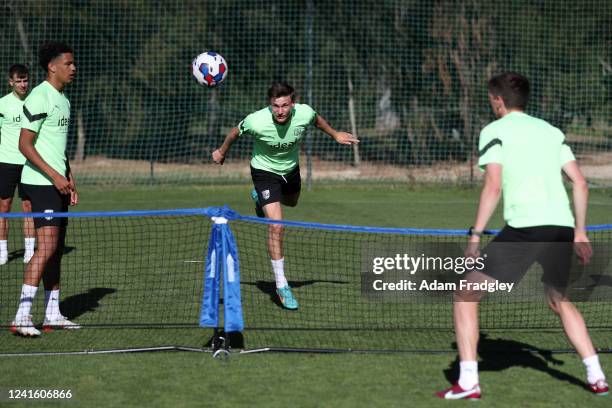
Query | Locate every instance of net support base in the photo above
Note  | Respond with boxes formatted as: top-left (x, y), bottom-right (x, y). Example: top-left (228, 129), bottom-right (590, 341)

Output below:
top-left (206, 328), bottom-right (245, 359)
top-left (0, 346), bottom-right (213, 357)
top-left (231, 346), bottom-right (612, 355)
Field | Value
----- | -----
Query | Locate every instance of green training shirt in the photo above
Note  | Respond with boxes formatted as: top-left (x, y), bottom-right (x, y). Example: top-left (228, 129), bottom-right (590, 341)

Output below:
top-left (0, 92), bottom-right (26, 165)
top-left (478, 111), bottom-right (575, 228)
top-left (20, 81), bottom-right (71, 186)
top-left (238, 103), bottom-right (317, 175)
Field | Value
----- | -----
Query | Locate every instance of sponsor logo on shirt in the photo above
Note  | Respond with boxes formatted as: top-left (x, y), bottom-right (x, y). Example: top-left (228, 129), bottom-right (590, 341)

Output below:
top-left (57, 116), bottom-right (70, 127)
top-left (271, 140), bottom-right (297, 149)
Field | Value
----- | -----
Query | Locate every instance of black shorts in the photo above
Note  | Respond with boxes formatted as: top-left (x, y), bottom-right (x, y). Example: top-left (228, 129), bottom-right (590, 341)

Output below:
top-left (250, 165), bottom-right (301, 206)
top-left (20, 184), bottom-right (69, 229)
top-left (481, 225), bottom-right (574, 289)
top-left (0, 163), bottom-right (27, 200)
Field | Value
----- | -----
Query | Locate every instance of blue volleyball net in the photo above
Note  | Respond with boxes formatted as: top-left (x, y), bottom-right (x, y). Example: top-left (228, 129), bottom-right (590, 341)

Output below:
top-left (1, 207), bottom-right (612, 354)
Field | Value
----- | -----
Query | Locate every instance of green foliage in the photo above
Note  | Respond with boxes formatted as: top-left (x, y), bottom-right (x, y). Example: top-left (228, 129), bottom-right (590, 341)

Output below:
top-left (1, 0), bottom-right (611, 172)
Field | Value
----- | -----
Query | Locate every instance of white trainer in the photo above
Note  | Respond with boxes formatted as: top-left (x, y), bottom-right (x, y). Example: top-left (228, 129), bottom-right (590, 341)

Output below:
top-left (11, 315), bottom-right (41, 337)
top-left (43, 315), bottom-right (81, 330)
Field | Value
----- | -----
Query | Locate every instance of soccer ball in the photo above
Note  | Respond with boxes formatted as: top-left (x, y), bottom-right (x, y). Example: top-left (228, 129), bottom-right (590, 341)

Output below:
top-left (191, 52), bottom-right (228, 87)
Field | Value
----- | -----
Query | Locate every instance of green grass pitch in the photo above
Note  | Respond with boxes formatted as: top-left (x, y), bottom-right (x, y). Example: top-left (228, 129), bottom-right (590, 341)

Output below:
top-left (1, 184), bottom-right (611, 407)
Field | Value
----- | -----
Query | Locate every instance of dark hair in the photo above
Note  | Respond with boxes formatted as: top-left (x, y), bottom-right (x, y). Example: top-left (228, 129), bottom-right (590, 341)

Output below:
top-left (487, 72), bottom-right (530, 110)
top-left (267, 82), bottom-right (295, 101)
top-left (8, 63), bottom-right (28, 78)
top-left (38, 42), bottom-right (73, 72)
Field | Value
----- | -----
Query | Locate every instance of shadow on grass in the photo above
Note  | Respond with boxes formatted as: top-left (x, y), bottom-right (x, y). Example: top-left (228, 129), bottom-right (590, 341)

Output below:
top-left (242, 279), bottom-right (348, 308)
top-left (7, 249), bottom-right (24, 263)
top-left (586, 274), bottom-right (612, 288)
top-left (60, 287), bottom-right (117, 320)
top-left (7, 246), bottom-right (76, 263)
top-left (443, 333), bottom-right (585, 389)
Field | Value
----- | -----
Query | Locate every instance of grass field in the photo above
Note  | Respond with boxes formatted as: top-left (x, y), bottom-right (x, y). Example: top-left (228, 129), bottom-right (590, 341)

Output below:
top-left (1, 184), bottom-right (612, 407)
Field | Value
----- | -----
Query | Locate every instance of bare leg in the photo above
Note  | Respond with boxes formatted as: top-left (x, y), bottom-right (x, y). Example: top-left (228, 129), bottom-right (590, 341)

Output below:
top-left (25, 226), bottom-right (60, 287)
top-left (453, 271), bottom-right (489, 362)
top-left (547, 288), bottom-right (596, 358)
top-left (454, 302), bottom-right (480, 361)
top-left (263, 202), bottom-right (283, 260)
top-left (41, 224), bottom-right (66, 292)
top-left (0, 197), bottom-right (13, 240)
top-left (262, 197), bottom-right (299, 308)
top-left (21, 199), bottom-right (35, 239)
top-left (263, 192), bottom-right (299, 259)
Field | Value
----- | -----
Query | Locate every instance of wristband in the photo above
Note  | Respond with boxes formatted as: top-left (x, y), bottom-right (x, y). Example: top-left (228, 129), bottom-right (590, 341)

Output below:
top-left (468, 226), bottom-right (484, 237)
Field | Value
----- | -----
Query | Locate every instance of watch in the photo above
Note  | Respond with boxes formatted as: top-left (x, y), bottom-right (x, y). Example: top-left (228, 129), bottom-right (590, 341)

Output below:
top-left (468, 226), bottom-right (484, 237)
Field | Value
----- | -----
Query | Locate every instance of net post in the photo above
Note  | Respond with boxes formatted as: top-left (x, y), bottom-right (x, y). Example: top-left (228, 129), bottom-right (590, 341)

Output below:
top-left (305, 0), bottom-right (314, 191)
top-left (199, 216), bottom-right (223, 351)
top-left (200, 215), bottom-right (244, 357)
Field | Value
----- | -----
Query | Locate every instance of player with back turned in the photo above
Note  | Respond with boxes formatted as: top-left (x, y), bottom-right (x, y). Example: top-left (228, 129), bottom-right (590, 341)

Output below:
top-left (437, 72), bottom-right (608, 399)
top-left (11, 42), bottom-right (79, 337)
top-left (212, 82), bottom-right (359, 310)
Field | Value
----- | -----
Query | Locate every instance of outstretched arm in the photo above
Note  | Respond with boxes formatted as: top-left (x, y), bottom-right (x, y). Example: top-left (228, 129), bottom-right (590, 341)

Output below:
top-left (212, 126), bottom-right (240, 165)
top-left (314, 115), bottom-right (359, 145)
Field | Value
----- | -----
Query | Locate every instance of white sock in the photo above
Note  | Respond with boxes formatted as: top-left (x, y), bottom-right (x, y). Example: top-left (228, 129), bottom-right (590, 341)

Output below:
top-left (24, 237), bottom-right (35, 254)
top-left (15, 284), bottom-right (38, 320)
top-left (45, 289), bottom-right (61, 320)
top-left (583, 355), bottom-right (606, 384)
top-left (0, 240), bottom-right (7, 260)
top-left (271, 258), bottom-right (288, 289)
top-left (458, 361), bottom-right (479, 390)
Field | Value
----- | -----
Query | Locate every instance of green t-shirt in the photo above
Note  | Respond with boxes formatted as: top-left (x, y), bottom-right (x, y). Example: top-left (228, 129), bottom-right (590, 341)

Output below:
top-left (20, 81), bottom-right (71, 186)
top-left (478, 111), bottom-right (575, 228)
top-left (0, 92), bottom-right (26, 165)
top-left (238, 103), bottom-right (317, 175)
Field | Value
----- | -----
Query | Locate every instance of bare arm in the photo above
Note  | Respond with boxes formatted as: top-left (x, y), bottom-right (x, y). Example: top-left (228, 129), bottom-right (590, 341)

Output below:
top-left (66, 159), bottom-right (78, 205)
top-left (314, 115), bottom-right (359, 145)
top-left (563, 161), bottom-right (588, 234)
top-left (19, 128), bottom-right (71, 194)
top-left (465, 163), bottom-right (502, 257)
top-left (212, 126), bottom-right (240, 164)
top-left (472, 163), bottom-right (502, 234)
top-left (563, 160), bottom-right (592, 263)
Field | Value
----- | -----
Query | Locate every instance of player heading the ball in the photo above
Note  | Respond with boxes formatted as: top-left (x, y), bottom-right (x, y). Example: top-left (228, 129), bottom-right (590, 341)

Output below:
top-left (212, 82), bottom-right (358, 310)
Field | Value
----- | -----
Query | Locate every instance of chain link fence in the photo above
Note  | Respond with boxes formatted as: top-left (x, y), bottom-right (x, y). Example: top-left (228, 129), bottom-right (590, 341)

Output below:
top-left (1, 0), bottom-right (611, 185)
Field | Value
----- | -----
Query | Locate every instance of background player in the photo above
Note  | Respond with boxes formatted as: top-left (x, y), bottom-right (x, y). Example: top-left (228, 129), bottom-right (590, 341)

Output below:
top-left (11, 42), bottom-right (79, 337)
top-left (0, 64), bottom-right (35, 265)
